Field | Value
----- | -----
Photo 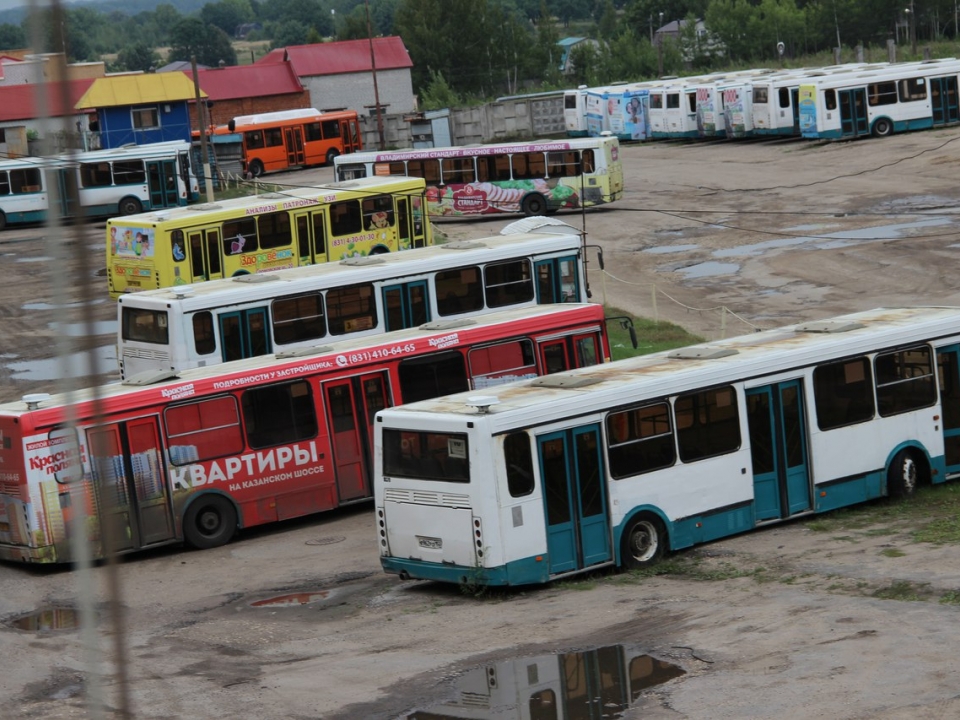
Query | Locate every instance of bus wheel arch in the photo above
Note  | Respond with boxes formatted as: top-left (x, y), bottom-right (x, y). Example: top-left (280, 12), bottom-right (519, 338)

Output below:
top-left (369, 244), bottom-right (390, 255)
top-left (521, 192), bottom-right (547, 217)
top-left (887, 446), bottom-right (929, 498)
top-left (872, 117), bottom-right (894, 137)
top-left (620, 511), bottom-right (668, 569)
top-left (118, 196), bottom-right (143, 216)
top-left (0, 210), bottom-right (6, 231)
top-left (325, 148), bottom-right (340, 165)
top-left (231, 269), bottom-right (250, 277)
top-left (248, 159), bottom-right (265, 178)
top-left (182, 493), bottom-right (239, 549)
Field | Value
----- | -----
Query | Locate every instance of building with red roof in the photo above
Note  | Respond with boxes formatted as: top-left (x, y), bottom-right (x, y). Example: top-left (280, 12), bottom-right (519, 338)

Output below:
top-left (257, 37), bottom-right (416, 118)
top-left (0, 78), bottom-right (96, 157)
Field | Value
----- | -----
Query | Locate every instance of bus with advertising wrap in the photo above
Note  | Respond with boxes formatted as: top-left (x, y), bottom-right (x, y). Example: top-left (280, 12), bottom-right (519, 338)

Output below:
top-left (0, 303), bottom-right (610, 563)
top-left (117, 229), bottom-right (596, 379)
top-left (333, 136), bottom-right (623, 217)
top-left (0, 141), bottom-right (197, 230)
top-left (105, 176), bottom-right (430, 298)
top-left (228, 108), bottom-right (362, 177)
top-left (374, 306), bottom-right (960, 587)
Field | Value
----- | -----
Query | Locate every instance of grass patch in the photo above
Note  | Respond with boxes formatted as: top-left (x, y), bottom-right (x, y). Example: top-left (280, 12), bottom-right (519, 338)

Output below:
top-left (939, 590), bottom-right (960, 605)
top-left (872, 580), bottom-right (930, 602)
top-left (620, 554), bottom-right (767, 583)
top-left (605, 306), bottom-right (702, 361)
top-left (879, 548), bottom-right (906, 558)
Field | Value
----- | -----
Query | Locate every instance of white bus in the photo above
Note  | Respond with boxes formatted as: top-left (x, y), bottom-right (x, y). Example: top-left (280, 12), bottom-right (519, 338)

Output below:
top-left (799, 58), bottom-right (960, 140)
top-left (563, 85), bottom-right (589, 137)
top-left (647, 74), bottom-right (718, 139)
top-left (117, 228), bottom-right (598, 379)
top-left (0, 141), bottom-right (198, 230)
top-left (333, 136), bottom-right (623, 217)
top-left (375, 306), bottom-right (960, 587)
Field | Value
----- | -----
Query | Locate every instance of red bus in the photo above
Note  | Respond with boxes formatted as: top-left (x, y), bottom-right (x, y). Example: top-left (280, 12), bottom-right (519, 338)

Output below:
top-left (0, 303), bottom-right (611, 563)
top-left (228, 108), bottom-right (363, 178)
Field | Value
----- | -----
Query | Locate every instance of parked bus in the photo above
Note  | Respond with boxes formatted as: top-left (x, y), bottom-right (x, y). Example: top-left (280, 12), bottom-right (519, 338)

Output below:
top-left (0, 303), bottom-right (610, 563)
top-left (117, 230), bottom-right (597, 379)
top-left (0, 141), bottom-right (198, 230)
top-left (374, 306), bottom-right (960, 587)
top-left (106, 176), bottom-right (430, 298)
top-left (563, 86), bottom-right (589, 136)
top-left (333, 136), bottom-right (624, 217)
top-left (228, 108), bottom-right (362, 178)
top-left (799, 59), bottom-right (960, 140)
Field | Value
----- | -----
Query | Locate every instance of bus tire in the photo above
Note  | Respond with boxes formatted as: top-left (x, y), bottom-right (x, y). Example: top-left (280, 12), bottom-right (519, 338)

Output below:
top-left (0, 211), bottom-right (6, 231)
top-left (183, 494), bottom-right (237, 550)
top-left (118, 197), bottom-right (142, 216)
top-left (521, 193), bottom-right (547, 216)
top-left (872, 118), bottom-right (894, 137)
top-left (248, 159), bottom-right (265, 178)
top-left (326, 148), bottom-right (340, 165)
top-left (621, 514), bottom-right (666, 569)
top-left (888, 449), bottom-right (920, 498)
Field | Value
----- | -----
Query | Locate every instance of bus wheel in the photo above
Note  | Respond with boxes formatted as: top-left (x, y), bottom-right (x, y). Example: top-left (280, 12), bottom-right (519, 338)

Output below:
top-left (872, 118), bottom-right (893, 137)
top-left (326, 148), bottom-right (340, 165)
top-left (888, 449), bottom-right (920, 498)
top-left (521, 193), bottom-right (547, 217)
top-left (118, 197), bottom-right (142, 216)
top-left (183, 495), bottom-right (237, 549)
top-left (0, 211), bottom-right (6, 231)
top-left (621, 515), bottom-right (666, 569)
top-left (248, 160), bottom-right (265, 178)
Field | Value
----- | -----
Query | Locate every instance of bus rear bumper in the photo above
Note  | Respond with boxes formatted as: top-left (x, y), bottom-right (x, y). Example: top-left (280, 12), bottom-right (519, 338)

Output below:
top-left (381, 555), bottom-right (550, 587)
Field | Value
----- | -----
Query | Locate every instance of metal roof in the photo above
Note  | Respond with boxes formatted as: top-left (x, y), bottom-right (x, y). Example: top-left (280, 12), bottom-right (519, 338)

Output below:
top-left (75, 73), bottom-right (205, 109)
top-left (257, 37), bottom-right (412, 76)
top-left (183, 62), bottom-right (304, 101)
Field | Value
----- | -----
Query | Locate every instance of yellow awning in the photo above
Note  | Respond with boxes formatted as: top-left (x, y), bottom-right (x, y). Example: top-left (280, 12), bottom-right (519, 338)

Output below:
top-left (75, 73), bottom-right (206, 109)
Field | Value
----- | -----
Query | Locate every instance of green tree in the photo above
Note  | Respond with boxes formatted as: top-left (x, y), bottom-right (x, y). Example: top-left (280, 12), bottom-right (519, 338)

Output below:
top-left (335, 6), bottom-right (370, 40)
top-left (169, 17), bottom-right (238, 66)
top-left (0, 23), bottom-right (25, 50)
top-left (270, 19), bottom-right (310, 48)
top-left (117, 42), bottom-right (163, 72)
top-left (419, 69), bottom-right (461, 109)
top-left (201, 0), bottom-right (255, 37)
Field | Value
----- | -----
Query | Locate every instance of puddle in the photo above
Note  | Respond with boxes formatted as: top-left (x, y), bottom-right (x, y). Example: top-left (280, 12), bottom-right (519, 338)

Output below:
top-left (49, 320), bottom-right (117, 337)
top-left (678, 261), bottom-right (739, 279)
top-left (5, 344), bottom-right (117, 381)
top-left (16, 256), bottom-right (54, 263)
top-left (9, 607), bottom-right (79, 632)
top-left (643, 244), bottom-right (699, 255)
top-left (250, 590), bottom-right (333, 607)
top-left (21, 299), bottom-right (107, 311)
top-left (400, 644), bottom-right (684, 719)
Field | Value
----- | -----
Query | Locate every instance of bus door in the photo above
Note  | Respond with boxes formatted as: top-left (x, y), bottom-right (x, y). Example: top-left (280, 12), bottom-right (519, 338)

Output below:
top-left (790, 88), bottom-right (801, 135)
top-left (838, 88), bottom-right (869, 137)
top-left (341, 117), bottom-right (362, 153)
top-left (54, 168), bottom-right (80, 218)
top-left (746, 380), bottom-right (811, 521)
top-left (294, 211), bottom-right (328, 265)
top-left (936, 346), bottom-right (960, 476)
top-left (930, 76), bottom-right (960, 125)
top-left (535, 256), bottom-right (580, 303)
top-left (284, 126), bottom-right (305, 167)
top-left (538, 331), bottom-right (600, 374)
top-left (537, 425), bottom-right (611, 575)
top-left (146, 159), bottom-right (180, 208)
top-left (218, 307), bottom-right (270, 363)
top-left (322, 372), bottom-right (389, 502)
top-left (395, 195), bottom-right (428, 249)
top-left (187, 226), bottom-right (223, 283)
top-left (86, 417), bottom-right (175, 554)
top-left (382, 281), bottom-right (429, 330)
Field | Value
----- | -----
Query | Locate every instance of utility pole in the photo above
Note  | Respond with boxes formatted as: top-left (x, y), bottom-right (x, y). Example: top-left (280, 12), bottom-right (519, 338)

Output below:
top-left (191, 56), bottom-right (214, 202)
top-left (911, 0), bottom-right (917, 55)
top-left (657, 12), bottom-right (664, 77)
top-left (365, 0), bottom-right (386, 150)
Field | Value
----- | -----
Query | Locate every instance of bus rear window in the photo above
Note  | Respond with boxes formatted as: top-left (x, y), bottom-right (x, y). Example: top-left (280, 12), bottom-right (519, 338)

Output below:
top-left (122, 307), bottom-right (169, 344)
top-left (383, 429), bottom-right (469, 482)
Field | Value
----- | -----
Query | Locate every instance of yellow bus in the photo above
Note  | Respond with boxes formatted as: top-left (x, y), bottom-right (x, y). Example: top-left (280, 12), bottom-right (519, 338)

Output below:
top-left (106, 176), bottom-right (430, 298)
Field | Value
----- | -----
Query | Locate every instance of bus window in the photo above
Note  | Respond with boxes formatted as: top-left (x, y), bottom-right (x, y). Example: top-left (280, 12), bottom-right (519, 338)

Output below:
top-left (468, 338), bottom-right (536, 385)
top-left (273, 292), bottom-right (326, 345)
top-left (754, 87), bottom-right (768, 104)
top-left (778, 87), bottom-right (790, 107)
top-left (436, 266), bottom-right (484, 315)
top-left (245, 130), bottom-right (265, 149)
top-left (113, 160), bottom-right (147, 184)
top-left (898, 77), bottom-right (927, 102)
top-left (407, 159), bottom-right (441, 183)
top-left (825, 90), bottom-right (837, 111)
top-left (868, 81), bottom-right (898, 106)
top-left (477, 155), bottom-right (512, 182)
top-left (674, 386), bottom-right (740, 462)
top-left (321, 119), bottom-right (342, 138)
top-left (0, 171), bottom-right (9, 194)
top-left (11, 168), bottom-right (41, 193)
top-left (258, 211), bottom-right (292, 249)
top-left (304, 122), bottom-right (322, 141)
top-left (387, 161), bottom-right (405, 174)
top-left (223, 217), bottom-right (257, 255)
top-left (362, 194), bottom-right (395, 230)
top-left (484, 259), bottom-right (534, 308)
top-left (504, 432), bottom-right (534, 496)
top-left (813, 357), bottom-right (874, 429)
top-left (241, 380), bottom-right (318, 449)
top-left (606, 403), bottom-right (675, 478)
top-left (330, 199), bottom-right (363, 236)
top-left (547, 151), bottom-right (579, 177)
top-left (80, 162), bottom-right (113, 187)
top-left (265, 128), bottom-right (283, 147)
top-left (122, 307), bottom-right (168, 344)
top-left (512, 152), bottom-right (546, 180)
top-left (441, 157), bottom-right (476, 184)
top-left (165, 396), bottom-right (244, 463)
top-left (649, 93), bottom-right (663, 109)
top-left (192, 312), bottom-right (216, 355)
top-left (326, 283), bottom-right (377, 335)
top-left (875, 346), bottom-right (935, 416)
top-left (398, 350), bottom-right (469, 403)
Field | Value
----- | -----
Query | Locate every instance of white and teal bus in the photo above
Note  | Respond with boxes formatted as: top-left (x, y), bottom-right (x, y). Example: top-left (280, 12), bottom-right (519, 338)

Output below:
top-left (0, 141), bottom-right (198, 230)
top-left (374, 306), bottom-right (960, 587)
top-left (799, 58), bottom-right (960, 140)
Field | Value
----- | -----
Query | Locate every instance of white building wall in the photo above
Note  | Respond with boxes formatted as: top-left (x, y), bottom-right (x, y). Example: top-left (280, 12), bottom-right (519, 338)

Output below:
top-left (302, 68), bottom-right (417, 117)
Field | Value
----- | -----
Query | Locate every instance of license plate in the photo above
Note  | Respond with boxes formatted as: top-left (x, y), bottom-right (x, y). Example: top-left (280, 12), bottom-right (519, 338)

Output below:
top-left (417, 536), bottom-right (442, 550)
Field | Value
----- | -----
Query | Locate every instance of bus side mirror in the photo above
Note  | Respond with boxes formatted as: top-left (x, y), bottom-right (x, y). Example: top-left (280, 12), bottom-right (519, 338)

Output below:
top-left (585, 243), bottom-right (604, 270)
top-left (605, 316), bottom-right (638, 349)
top-left (228, 119), bottom-right (236, 132)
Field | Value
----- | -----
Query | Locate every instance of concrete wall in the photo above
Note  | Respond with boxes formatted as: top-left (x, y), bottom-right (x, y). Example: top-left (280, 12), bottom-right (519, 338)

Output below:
top-left (357, 94), bottom-right (566, 150)
top-left (303, 68), bottom-right (417, 117)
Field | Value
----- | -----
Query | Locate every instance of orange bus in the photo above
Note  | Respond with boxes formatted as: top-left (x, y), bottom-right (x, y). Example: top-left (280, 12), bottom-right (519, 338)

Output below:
top-left (0, 303), bottom-right (610, 562)
top-left (228, 108), bottom-right (363, 178)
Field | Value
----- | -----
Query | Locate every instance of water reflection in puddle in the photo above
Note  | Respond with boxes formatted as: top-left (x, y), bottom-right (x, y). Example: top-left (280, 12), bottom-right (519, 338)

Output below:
top-left (250, 590), bottom-right (333, 607)
top-left (643, 244), bottom-right (700, 255)
top-left (16, 256), bottom-right (53, 263)
top-left (49, 320), bottom-right (117, 337)
top-left (401, 644), bottom-right (684, 719)
top-left (6, 344), bottom-right (116, 381)
top-left (9, 607), bottom-right (79, 632)
top-left (678, 261), bottom-right (739, 279)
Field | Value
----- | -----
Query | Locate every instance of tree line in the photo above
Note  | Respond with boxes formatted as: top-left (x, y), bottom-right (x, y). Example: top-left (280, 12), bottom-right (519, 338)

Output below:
top-left (0, 0), bottom-right (952, 105)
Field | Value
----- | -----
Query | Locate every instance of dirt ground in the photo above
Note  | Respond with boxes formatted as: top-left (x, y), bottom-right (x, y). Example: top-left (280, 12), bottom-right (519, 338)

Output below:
top-left (4, 130), bottom-right (960, 718)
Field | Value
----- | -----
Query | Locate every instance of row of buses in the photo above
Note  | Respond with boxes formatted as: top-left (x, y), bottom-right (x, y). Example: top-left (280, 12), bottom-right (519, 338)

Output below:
top-left (565, 58), bottom-right (960, 142)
